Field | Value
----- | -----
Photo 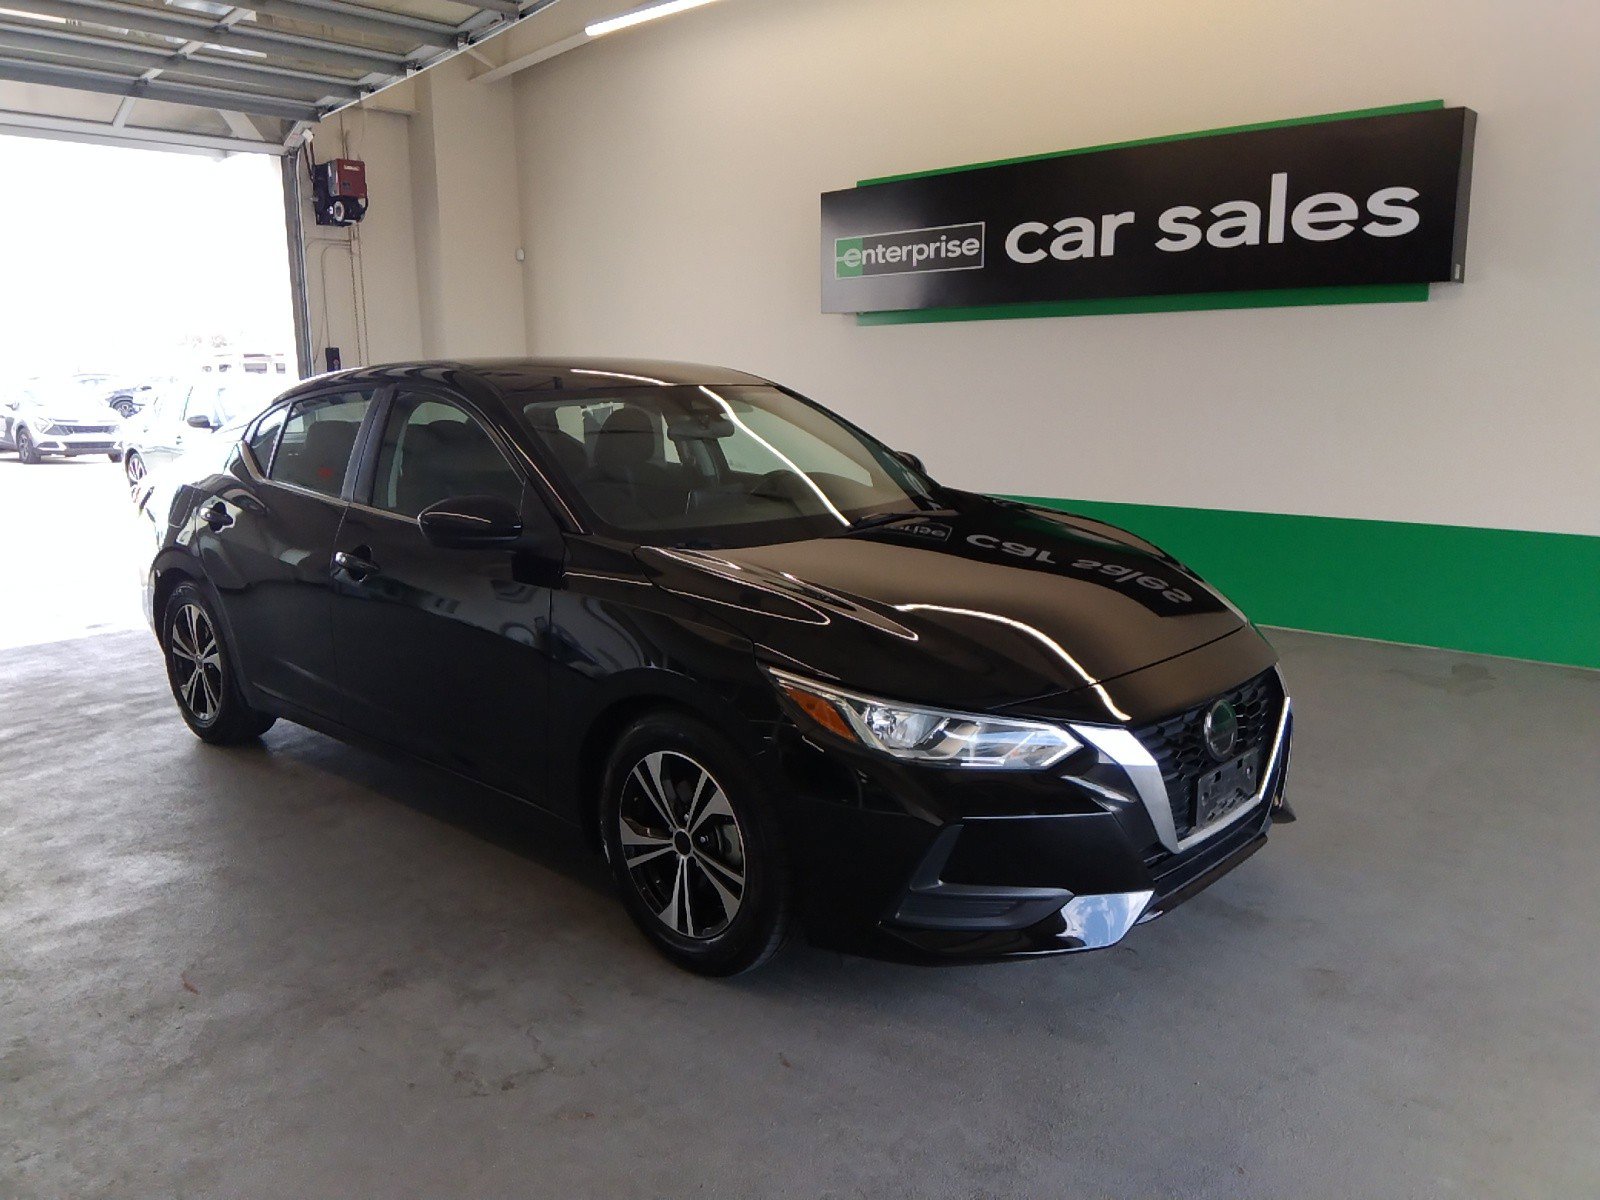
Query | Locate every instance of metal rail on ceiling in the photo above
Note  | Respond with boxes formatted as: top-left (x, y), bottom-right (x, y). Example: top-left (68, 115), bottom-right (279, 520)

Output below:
top-left (0, 0), bottom-right (564, 156)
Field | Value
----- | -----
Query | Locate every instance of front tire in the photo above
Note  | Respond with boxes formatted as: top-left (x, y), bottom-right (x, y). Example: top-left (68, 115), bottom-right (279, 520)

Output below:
top-left (600, 713), bottom-right (792, 976)
top-left (161, 581), bottom-right (276, 744)
top-left (124, 450), bottom-right (146, 491)
top-left (16, 427), bottom-right (40, 464)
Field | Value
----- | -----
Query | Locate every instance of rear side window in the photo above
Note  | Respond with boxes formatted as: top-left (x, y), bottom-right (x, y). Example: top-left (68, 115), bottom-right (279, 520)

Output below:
top-left (246, 404), bottom-right (288, 473)
top-left (270, 391), bottom-right (373, 497)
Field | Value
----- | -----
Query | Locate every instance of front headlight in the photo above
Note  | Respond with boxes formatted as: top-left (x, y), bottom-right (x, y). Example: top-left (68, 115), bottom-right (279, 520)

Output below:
top-left (769, 668), bottom-right (1081, 770)
top-left (32, 418), bottom-right (58, 434)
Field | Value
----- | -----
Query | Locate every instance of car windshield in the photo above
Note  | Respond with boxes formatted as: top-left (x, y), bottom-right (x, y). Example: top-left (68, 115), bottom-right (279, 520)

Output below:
top-left (514, 384), bottom-right (936, 547)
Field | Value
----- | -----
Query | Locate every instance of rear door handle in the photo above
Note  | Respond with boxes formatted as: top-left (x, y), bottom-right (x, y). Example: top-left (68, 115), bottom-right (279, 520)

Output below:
top-left (334, 548), bottom-right (379, 580)
top-left (200, 502), bottom-right (233, 530)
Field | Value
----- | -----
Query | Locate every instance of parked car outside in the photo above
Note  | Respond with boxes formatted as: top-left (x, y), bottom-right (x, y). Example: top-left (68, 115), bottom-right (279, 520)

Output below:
top-left (1, 381), bottom-right (123, 463)
top-left (139, 359), bottom-right (1294, 976)
top-left (120, 375), bottom-right (282, 490)
top-left (103, 378), bottom-right (171, 419)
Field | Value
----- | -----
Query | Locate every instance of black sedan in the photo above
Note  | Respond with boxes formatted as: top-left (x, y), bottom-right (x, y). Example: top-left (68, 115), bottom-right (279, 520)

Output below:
top-left (141, 359), bottom-right (1293, 974)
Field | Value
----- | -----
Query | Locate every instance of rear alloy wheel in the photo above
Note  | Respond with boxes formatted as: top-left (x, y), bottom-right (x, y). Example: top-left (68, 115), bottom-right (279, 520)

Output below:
top-left (114, 400), bottom-right (137, 419)
top-left (124, 450), bottom-right (146, 491)
top-left (15, 427), bottom-right (40, 464)
top-left (601, 714), bottom-right (790, 975)
top-left (162, 581), bottom-right (275, 744)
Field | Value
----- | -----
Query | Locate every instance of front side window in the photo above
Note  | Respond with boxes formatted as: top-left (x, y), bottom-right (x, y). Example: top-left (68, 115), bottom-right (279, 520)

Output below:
top-left (513, 384), bottom-right (933, 546)
top-left (370, 391), bottom-right (523, 517)
top-left (270, 390), bottom-right (373, 497)
top-left (179, 385), bottom-right (210, 425)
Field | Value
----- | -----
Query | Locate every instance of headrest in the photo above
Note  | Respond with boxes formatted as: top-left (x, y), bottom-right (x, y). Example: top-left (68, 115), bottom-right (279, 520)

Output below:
top-left (592, 405), bottom-right (657, 473)
top-left (303, 419), bottom-right (358, 485)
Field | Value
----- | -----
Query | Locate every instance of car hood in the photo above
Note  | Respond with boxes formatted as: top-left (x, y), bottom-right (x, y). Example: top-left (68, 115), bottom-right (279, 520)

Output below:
top-left (635, 492), bottom-right (1250, 716)
top-left (27, 406), bottom-right (113, 423)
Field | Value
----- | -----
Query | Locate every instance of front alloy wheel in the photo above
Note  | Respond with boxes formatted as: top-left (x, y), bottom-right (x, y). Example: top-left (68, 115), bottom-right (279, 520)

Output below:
top-left (618, 751), bottom-right (747, 940)
top-left (161, 581), bottom-right (275, 744)
top-left (602, 714), bottom-right (790, 975)
top-left (125, 450), bottom-right (146, 491)
top-left (169, 601), bottom-right (223, 726)
top-left (15, 427), bottom-right (40, 464)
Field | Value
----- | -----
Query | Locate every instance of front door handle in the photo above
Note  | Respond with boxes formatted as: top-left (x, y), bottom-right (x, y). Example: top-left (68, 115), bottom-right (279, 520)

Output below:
top-left (334, 548), bottom-right (379, 580)
top-left (199, 502), bottom-right (233, 530)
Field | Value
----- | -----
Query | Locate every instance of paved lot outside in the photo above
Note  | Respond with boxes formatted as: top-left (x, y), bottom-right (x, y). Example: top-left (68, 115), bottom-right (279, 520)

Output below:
top-left (0, 452), bottom-right (146, 650)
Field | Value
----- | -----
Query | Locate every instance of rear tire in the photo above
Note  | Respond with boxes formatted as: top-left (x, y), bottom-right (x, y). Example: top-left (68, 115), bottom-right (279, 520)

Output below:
top-left (16, 428), bottom-right (40, 464)
top-left (600, 712), bottom-right (791, 976)
top-left (161, 581), bottom-right (276, 745)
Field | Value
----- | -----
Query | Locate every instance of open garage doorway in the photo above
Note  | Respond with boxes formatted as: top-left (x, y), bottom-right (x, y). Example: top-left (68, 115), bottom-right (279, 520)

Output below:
top-left (0, 134), bottom-right (297, 650)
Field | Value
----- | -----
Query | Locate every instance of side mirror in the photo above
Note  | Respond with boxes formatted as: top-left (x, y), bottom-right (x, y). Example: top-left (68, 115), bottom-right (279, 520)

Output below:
top-left (894, 449), bottom-right (927, 475)
top-left (187, 413), bottom-right (218, 429)
top-left (418, 494), bottom-right (524, 549)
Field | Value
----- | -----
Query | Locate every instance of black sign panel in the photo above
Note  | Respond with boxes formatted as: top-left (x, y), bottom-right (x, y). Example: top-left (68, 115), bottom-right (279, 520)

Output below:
top-left (821, 106), bottom-right (1476, 314)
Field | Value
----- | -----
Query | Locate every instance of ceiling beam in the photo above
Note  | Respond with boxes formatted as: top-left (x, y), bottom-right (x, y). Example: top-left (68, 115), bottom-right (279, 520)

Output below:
top-left (0, 0), bottom-right (410, 74)
top-left (471, 28), bottom-right (583, 83)
top-left (0, 55), bottom-right (324, 121)
top-left (0, 24), bottom-right (362, 101)
top-left (0, 106), bottom-right (288, 154)
top-left (217, 109), bottom-right (266, 141)
top-left (242, 0), bottom-right (462, 49)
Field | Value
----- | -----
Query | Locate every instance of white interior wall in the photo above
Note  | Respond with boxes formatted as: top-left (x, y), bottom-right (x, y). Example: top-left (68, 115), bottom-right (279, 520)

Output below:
top-left (303, 107), bottom-right (424, 370)
top-left (300, 58), bottom-right (526, 369)
top-left (508, 0), bottom-right (1600, 538)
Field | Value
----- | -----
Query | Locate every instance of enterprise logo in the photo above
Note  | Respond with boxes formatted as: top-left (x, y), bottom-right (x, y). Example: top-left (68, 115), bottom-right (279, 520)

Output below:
top-left (835, 222), bottom-right (985, 279)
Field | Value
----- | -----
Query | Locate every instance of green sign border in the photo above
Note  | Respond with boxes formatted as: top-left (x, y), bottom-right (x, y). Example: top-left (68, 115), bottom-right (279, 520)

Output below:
top-left (853, 99), bottom-right (1445, 325)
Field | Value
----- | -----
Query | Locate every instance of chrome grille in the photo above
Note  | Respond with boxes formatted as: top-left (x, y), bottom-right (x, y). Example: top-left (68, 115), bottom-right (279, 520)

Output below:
top-left (1133, 670), bottom-right (1283, 838)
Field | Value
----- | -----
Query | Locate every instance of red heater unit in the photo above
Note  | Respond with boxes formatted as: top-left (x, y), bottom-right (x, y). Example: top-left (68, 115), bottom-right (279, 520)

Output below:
top-left (311, 158), bottom-right (368, 227)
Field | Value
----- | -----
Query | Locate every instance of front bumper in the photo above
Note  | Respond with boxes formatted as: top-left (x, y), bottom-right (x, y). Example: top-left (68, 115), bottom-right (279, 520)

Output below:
top-left (32, 429), bottom-right (119, 456)
top-left (772, 673), bottom-right (1293, 964)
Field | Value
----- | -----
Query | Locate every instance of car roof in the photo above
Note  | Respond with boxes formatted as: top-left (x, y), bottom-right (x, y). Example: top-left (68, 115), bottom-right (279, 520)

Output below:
top-left (275, 358), bottom-right (772, 406)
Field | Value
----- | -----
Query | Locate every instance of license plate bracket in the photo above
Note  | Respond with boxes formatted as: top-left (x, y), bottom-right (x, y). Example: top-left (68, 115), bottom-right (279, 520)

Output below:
top-left (1193, 751), bottom-right (1261, 828)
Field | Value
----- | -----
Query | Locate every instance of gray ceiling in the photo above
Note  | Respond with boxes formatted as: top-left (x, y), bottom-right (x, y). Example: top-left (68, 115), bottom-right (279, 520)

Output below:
top-left (0, 0), bottom-right (556, 155)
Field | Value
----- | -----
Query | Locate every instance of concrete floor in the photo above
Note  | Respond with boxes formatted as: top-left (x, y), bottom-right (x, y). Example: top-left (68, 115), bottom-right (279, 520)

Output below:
top-left (2, 626), bottom-right (1598, 1199)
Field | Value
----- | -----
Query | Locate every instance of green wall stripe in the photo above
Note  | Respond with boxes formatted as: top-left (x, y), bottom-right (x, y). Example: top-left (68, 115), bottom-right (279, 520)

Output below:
top-left (1008, 496), bottom-right (1600, 670)
top-left (856, 283), bottom-right (1428, 325)
top-left (858, 99), bottom-right (1446, 188)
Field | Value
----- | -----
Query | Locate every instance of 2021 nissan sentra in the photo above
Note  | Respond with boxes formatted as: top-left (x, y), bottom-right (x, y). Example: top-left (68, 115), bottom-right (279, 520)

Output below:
top-left (141, 359), bottom-right (1293, 975)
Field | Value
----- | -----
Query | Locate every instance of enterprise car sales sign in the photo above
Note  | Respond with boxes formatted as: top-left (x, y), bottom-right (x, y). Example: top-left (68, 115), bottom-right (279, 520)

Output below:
top-left (820, 105), bottom-right (1476, 316)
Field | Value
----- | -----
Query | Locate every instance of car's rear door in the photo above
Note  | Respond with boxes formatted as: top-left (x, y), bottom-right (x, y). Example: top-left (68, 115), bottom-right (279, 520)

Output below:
top-left (330, 384), bottom-right (555, 803)
top-left (200, 386), bottom-right (380, 717)
top-left (141, 385), bottom-right (198, 469)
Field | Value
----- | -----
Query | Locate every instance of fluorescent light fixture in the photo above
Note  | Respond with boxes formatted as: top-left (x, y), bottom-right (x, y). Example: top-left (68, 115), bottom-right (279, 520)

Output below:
top-left (585, 0), bottom-right (723, 38)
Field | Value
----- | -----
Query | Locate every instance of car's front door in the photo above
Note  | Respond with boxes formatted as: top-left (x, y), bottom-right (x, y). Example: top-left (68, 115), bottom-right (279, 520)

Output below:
top-left (201, 387), bottom-right (378, 716)
top-left (330, 386), bottom-right (556, 803)
top-left (142, 384), bottom-right (201, 469)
